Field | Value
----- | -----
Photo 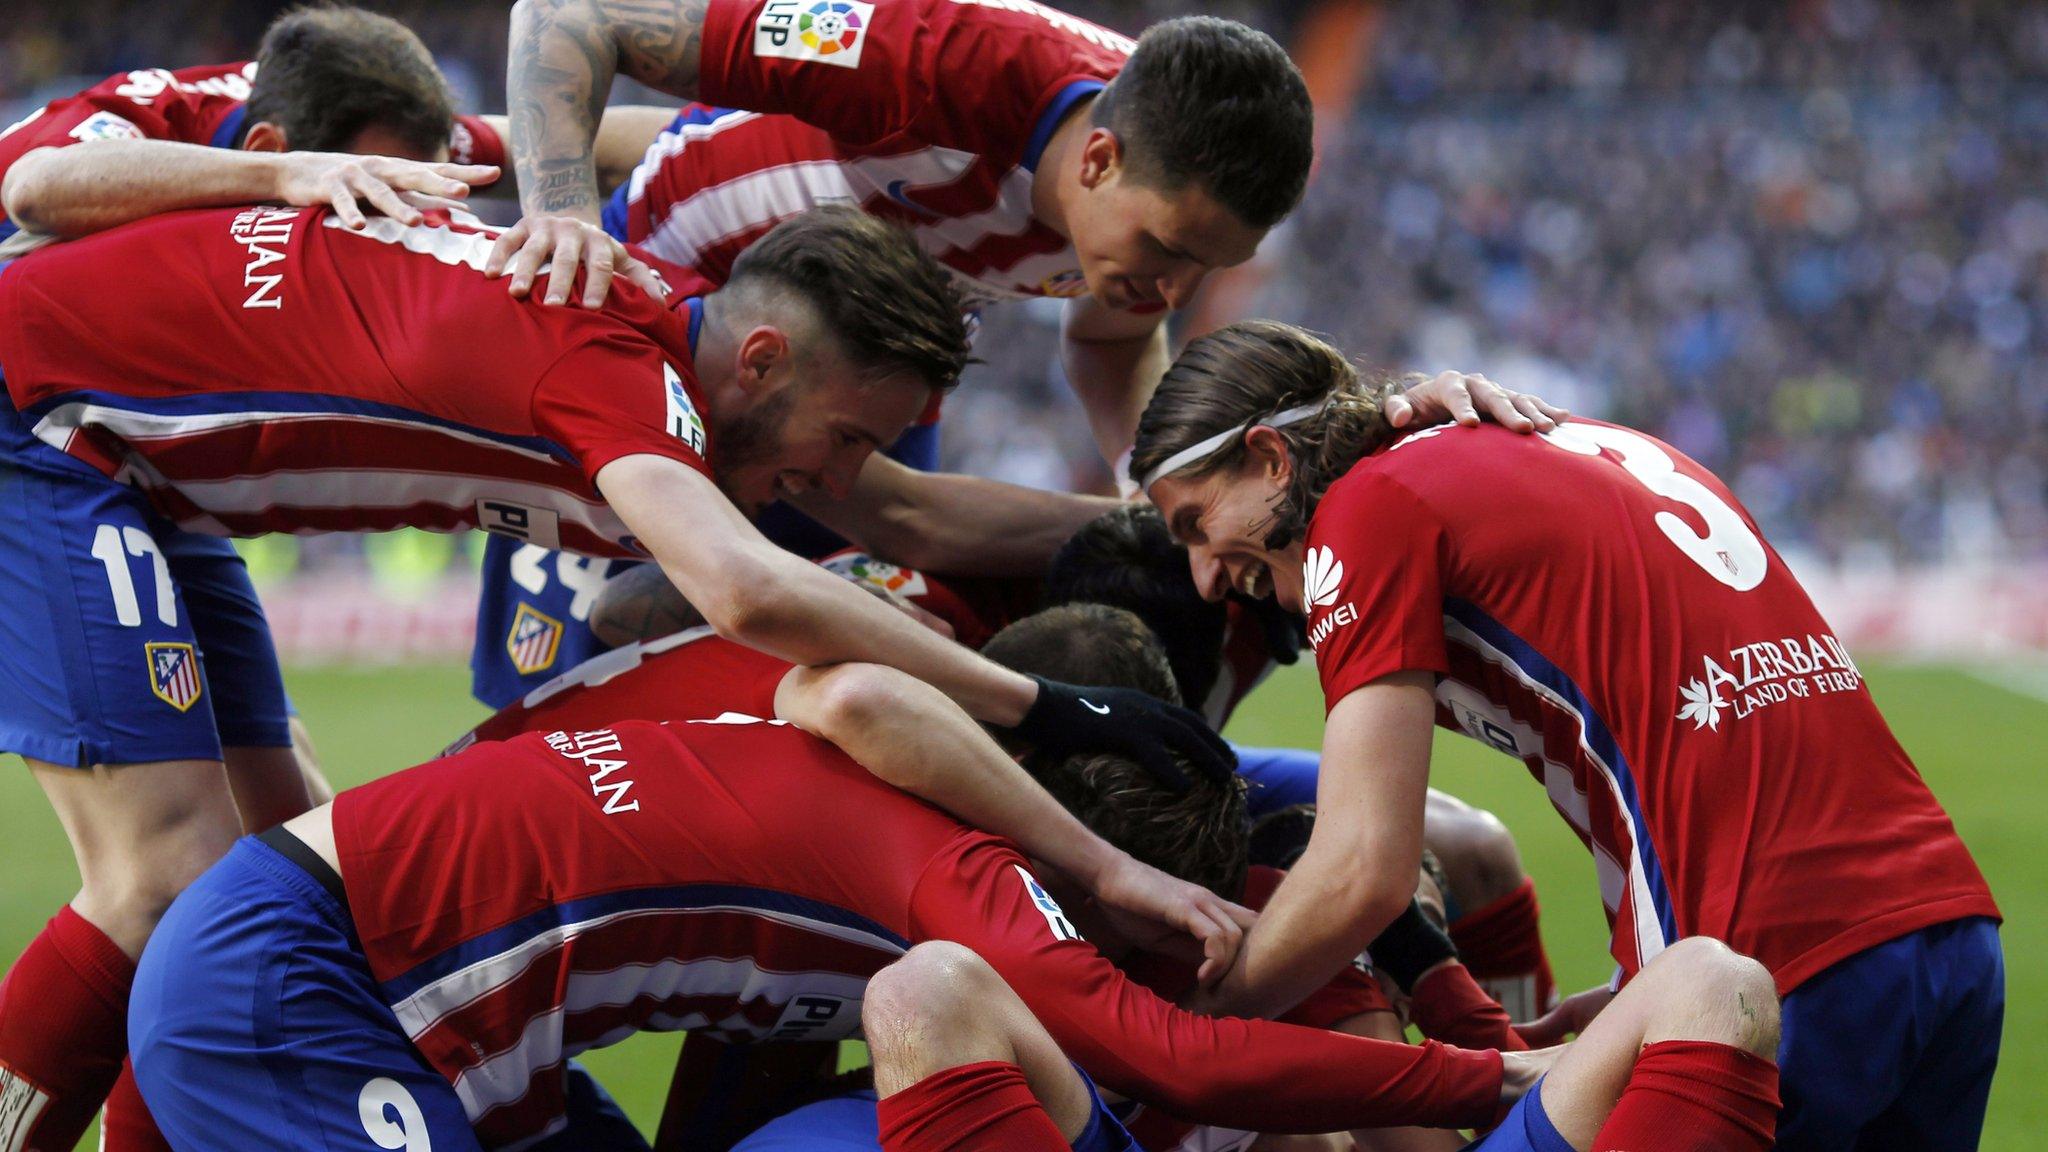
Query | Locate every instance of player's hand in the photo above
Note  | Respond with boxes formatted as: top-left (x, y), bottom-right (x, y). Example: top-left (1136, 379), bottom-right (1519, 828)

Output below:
top-left (485, 213), bottom-right (671, 309)
top-left (275, 153), bottom-right (499, 232)
top-left (1384, 370), bottom-right (1567, 434)
top-left (1006, 676), bottom-right (1236, 792)
top-left (1498, 1046), bottom-right (1565, 1106)
top-left (1094, 857), bottom-right (1260, 987)
top-left (1514, 984), bottom-right (1615, 1048)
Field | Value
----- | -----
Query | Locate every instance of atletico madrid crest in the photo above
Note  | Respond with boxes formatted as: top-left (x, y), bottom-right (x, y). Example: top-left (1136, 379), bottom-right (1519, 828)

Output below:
top-left (507, 603), bottom-right (564, 677)
top-left (145, 642), bottom-right (204, 713)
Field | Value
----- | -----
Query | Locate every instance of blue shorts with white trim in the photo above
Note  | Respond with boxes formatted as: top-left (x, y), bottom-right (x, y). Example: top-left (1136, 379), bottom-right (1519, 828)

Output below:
top-left (1461, 1078), bottom-right (1573, 1152)
top-left (0, 391), bottom-right (290, 765)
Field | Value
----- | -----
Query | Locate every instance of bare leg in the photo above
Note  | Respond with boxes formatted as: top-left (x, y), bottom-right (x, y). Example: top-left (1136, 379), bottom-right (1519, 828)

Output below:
top-left (1534, 938), bottom-right (1779, 1150)
top-left (864, 941), bottom-right (1097, 1142)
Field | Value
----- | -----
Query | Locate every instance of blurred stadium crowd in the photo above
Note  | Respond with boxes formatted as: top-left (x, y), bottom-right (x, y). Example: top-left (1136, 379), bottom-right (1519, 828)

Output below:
top-left (4, 0), bottom-right (2044, 576)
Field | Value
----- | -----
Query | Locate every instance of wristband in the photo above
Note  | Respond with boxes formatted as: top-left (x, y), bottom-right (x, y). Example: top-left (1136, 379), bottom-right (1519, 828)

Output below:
top-left (1369, 900), bottom-right (1460, 993)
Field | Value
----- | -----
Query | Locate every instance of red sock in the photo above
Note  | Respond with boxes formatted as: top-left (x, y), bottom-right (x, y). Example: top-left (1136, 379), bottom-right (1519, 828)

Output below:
top-left (1410, 963), bottom-right (1529, 1052)
top-left (0, 906), bottom-right (136, 1152)
top-left (1448, 878), bottom-right (1557, 1021)
top-left (101, 1061), bottom-right (172, 1152)
top-left (877, 1061), bottom-right (1072, 1151)
top-left (1592, 1039), bottom-right (1780, 1152)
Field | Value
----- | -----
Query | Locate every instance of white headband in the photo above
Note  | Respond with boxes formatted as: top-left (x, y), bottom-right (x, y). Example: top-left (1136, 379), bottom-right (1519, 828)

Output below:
top-left (1136, 403), bottom-right (1323, 493)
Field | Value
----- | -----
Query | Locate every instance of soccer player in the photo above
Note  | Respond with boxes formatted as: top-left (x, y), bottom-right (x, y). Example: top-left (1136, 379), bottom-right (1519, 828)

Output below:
top-left (0, 200), bottom-right (1232, 1152)
top-left (463, 0), bottom-right (1561, 707)
top-left (1047, 504), bottom-right (1561, 1021)
top-left (1131, 320), bottom-right (2005, 1149)
top-left (0, 10), bottom-right (500, 1148)
top-left (0, 7), bottom-right (503, 258)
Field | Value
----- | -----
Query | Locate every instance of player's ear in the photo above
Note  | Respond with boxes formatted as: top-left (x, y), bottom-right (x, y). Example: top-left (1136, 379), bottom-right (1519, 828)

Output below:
top-left (1078, 128), bottom-right (1123, 189)
top-left (241, 121), bottom-right (289, 153)
top-left (1242, 424), bottom-right (1293, 485)
top-left (734, 325), bottom-right (793, 395)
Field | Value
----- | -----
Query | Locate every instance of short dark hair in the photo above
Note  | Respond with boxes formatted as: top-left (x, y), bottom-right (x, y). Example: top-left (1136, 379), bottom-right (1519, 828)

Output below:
top-left (1095, 17), bottom-right (1314, 229)
top-left (727, 206), bottom-right (973, 391)
top-left (1045, 505), bottom-right (1226, 710)
top-left (982, 605), bottom-right (1248, 898)
top-left (247, 6), bottom-right (455, 155)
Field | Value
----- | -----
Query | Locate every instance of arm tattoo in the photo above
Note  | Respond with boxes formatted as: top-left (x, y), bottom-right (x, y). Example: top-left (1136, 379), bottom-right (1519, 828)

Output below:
top-left (589, 562), bottom-right (705, 646)
top-left (507, 0), bottom-right (710, 218)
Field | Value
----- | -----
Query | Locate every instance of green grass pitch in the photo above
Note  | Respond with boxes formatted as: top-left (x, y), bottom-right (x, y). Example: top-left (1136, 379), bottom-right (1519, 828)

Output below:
top-left (2, 659), bottom-right (2038, 1148)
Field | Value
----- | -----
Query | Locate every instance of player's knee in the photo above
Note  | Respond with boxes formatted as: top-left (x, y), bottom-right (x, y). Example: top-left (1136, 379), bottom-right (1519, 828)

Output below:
top-left (863, 942), bottom-right (1007, 1086)
top-left (1651, 938), bottom-right (1781, 1057)
top-left (1423, 799), bottom-right (1525, 909)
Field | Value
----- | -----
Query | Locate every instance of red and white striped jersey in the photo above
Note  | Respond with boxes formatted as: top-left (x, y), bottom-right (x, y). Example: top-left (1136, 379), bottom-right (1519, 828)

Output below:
top-left (1305, 420), bottom-right (1998, 993)
top-left (608, 0), bottom-right (1130, 306)
top-left (346, 727), bottom-right (1504, 1145)
top-left (0, 205), bottom-right (708, 559)
top-left (0, 60), bottom-right (502, 258)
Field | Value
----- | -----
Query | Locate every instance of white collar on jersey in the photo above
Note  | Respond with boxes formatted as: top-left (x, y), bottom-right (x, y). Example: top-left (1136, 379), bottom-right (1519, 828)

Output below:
top-left (1137, 403), bottom-right (1324, 494)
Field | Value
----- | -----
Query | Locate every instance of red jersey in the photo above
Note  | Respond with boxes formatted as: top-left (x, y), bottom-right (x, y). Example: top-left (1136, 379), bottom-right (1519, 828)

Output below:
top-left (336, 721), bottom-right (1503, 1146)
top-left (1304, 420), bottom-right (1998, 993)
top-left (0, 61), bottom-right (502, 258)
top-left (613, 0), bottom-right (1129, 306)
top-left (0, 206), bottom-right (708, 558)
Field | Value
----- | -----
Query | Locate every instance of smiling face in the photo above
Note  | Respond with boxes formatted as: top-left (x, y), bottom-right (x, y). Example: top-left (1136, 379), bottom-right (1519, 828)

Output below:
top-left (1063, 129), bottom-right (1267, 313)
top-left (712, 353), bottom-right (931, 511)
top-left (1147, 428), bottom-right (1311, 613)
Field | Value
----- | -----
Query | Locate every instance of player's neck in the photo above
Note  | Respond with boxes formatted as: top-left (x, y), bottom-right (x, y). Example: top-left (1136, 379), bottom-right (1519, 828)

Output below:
top-left (691, 294), bottom-right (746, 421)
top-left (1031, 99), bottom-right (1096, 238)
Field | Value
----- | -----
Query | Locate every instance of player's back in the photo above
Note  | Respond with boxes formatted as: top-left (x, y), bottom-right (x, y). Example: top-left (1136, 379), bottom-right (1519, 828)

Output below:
top-left (332, 718), bottom-right (976, 1142)
top-left (1308, 420), bottom-right (1995, 992)
top-left (0, 205), bottom-right (703, 554)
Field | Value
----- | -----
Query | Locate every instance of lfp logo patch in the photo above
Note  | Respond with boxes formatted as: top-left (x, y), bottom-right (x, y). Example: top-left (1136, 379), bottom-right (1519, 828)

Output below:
top-left (755, 0), bottom-right (873, 68)
top-left (506, 603), bottom-right (564, 677)
top-left (664, 362), bottom-right (707, 456)
top-left (145, 642), bottom-right (203, 712)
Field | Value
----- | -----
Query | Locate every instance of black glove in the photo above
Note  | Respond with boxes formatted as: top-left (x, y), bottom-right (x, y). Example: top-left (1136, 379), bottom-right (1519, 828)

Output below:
top-left (1007, 675), bottom-right (1236, 792)
top-left (1369, 899), bottom-right (1460, 993)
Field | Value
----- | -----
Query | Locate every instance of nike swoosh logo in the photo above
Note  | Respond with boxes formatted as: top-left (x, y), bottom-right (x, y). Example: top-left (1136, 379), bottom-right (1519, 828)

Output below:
top-left (1079, 699), bottom-right (1111, 715)
top-left (884, 179), bottom-right (941, 218)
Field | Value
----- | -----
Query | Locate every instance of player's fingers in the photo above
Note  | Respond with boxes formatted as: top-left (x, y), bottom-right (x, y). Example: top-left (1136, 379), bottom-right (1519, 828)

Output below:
top-left (396, 191), bottom-right (469, 215)
top-left (326, 177), bottom-right (367, 231)
top-left (507, 232), bottom-right (557, 297)
top-left (1132, 745), bottom-right (1193, 794)
top-left (1474, 376), bottom-right (1535, 432)
top-left (620, 255), bottom-right (672, 303)
top-left (1445, 373), bottom-right (1481, 426)
top-left (544, 229), bottom-right (584, 306)
top-left (1511, 392), bottom-right (1557, 432)
top-left (1383, 391), bottom-right (1416, 429)
top-left (485, 220), bottom-right (530, 278)
top-left (354, 174), bottom-right (422, 226)
top-left (580, 243), bottom-right (617, 310)
top-left (431, 162), bottom-right (499, 189)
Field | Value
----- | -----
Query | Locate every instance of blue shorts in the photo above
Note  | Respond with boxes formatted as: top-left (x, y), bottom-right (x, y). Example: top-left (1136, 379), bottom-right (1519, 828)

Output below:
top-left (733, 1076), bottom-right (1137, 1152)
top-left (1774, 916), bottom-right (2004, 1151)
top-left (132, 837), bottom-right (481, 1152)
top-left (1230, 744), bottom-right (1320, 817)
top-left (468, 420), bottom-right (944, 708)
top-left (0, 394), bottom-right (291, 765)
top-left (1463, 1077), bottom-right (1572, 1152)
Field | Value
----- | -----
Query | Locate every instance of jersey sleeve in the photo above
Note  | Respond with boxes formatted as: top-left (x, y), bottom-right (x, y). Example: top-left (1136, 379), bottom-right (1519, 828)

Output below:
top-left (698, 0), bottom-right (1127, 149)
top-left (907, 837), bottom-right (1504, 1133)
top-left (449, 114), bottom-right (507, 169)
top-left (529, 332), bottom-right (715, 484)
top-left (0, 64), bottom-right (254, 233)
top-left (1306, 468), bottom-right (1454, 712)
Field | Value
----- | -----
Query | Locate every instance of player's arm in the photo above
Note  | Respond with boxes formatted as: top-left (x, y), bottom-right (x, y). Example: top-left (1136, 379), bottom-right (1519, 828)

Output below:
top-left (790, 455), bottom-right (1122, 576)
top-left (1059, 295), bottom-right (1172, 470)
top-left (597, 453), bottom-right (1231, 778)
top-left (919, 844), bottom-right (1528, 1134)
top-left (1193, 673), bottom-right (1438, 1019)
top-left (1329, 1012), bottom-right (1471, 1152)
top-left (473, 105), bottom-right (672, 197)
top-left (0, 139), bottom-right (493, 239)
top-left (773, 662), bottom-right (1251, 980)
